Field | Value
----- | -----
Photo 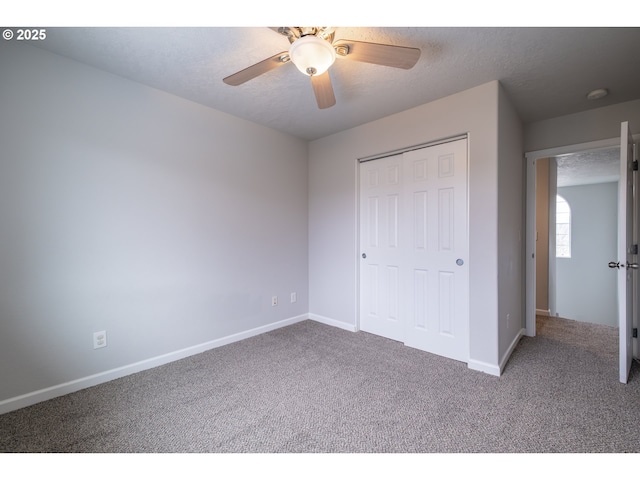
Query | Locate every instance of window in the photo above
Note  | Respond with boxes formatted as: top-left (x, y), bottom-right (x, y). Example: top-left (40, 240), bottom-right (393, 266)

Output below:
top-left (556, 195), bottom-right (571, 258)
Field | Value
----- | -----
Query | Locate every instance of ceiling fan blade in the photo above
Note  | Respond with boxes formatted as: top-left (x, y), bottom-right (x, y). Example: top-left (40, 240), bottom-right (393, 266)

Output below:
top-left (223, 51), bottom-right (289, 86)
top-left (333, 39), bottom-right (421, 69)
top-left (310, 71), bottom-right (336, 109)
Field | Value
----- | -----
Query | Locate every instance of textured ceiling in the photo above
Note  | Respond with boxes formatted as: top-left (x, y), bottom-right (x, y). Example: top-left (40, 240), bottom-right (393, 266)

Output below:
top-left (556, 147), bottom-right (620, 187)
top-left (27, 26), bottom-right (640, 141)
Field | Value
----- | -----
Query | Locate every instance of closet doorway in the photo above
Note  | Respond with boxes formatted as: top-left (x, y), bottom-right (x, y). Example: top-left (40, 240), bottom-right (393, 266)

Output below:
top-left (358, 136), bottom-right (469, 362)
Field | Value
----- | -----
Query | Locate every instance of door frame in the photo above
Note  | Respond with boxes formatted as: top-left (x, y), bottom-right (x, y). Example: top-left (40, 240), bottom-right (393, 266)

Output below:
top-left (525, 135), bottom-right (639, 337)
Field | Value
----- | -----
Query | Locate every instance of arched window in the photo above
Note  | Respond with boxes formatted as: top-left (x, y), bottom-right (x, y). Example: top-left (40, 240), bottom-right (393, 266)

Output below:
top-left (556, 195), bottom-right (571, 258)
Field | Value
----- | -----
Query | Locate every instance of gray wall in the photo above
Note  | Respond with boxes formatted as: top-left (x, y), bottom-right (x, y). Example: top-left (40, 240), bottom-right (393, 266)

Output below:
top-left (556, 183), bottom-right (618, 326)
top-left (0, 42), bottom-right (309, 406)
top-left (309, 80), bottom-right (524, 374)
top-left (497, 83), bottom-right (525, 363)
top-left (525, 99), bottom-right (640, 152)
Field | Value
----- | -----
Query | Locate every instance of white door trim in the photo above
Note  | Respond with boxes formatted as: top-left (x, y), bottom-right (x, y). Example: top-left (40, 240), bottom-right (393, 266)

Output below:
top-left (354, 156), bottom-right (362, 332)
top-left (358, 135), bottom-right (468, 164)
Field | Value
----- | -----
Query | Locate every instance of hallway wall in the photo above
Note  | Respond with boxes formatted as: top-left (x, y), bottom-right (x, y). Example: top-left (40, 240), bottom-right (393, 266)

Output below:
top-left (556, 182), bottom-right (618, 326)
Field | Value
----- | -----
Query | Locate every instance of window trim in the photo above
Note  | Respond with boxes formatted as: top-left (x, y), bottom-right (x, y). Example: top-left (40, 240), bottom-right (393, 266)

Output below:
top-left (556, 194), bottom-right (571, 258)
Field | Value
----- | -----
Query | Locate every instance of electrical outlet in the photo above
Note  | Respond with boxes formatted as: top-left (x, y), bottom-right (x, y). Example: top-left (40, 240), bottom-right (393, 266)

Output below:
top-left (291, 292), bottom-right (297, 303)
top-left (272, 296), bottom-right (278, 307)
top-left (93, 330), bottom-right (107, 349)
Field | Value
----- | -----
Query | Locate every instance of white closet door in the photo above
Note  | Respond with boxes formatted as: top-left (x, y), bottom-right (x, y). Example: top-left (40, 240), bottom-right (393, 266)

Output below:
top-left (401, 139), bottom-right (468, 362)
top-left (359, 154), bottom-right (404, 342)
top-left (359, 138), bottom-right (469, 362)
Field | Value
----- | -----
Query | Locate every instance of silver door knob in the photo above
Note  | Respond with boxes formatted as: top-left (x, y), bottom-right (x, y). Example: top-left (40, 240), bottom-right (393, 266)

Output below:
top-left (362, 253), bottom-right (367, 259)
top-left (609, 261), bottom-right (621, 269)
top-left (456, 259), bottom-right (464, 266)
top-left (627, 262), bottom-right (638, 270)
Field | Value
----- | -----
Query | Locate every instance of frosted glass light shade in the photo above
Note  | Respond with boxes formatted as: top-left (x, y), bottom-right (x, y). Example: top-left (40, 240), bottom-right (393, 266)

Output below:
top-left (289, 35), bottom-right (336, 76)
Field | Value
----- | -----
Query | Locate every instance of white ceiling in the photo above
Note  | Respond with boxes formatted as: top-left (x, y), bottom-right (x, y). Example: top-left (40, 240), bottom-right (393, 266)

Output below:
top-left (29, 26), bottom-right (640, 141)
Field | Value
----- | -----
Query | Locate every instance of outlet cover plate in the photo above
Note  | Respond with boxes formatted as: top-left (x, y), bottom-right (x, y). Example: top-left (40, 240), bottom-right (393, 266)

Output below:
top-left (93, 330), bottom-right (107, 349)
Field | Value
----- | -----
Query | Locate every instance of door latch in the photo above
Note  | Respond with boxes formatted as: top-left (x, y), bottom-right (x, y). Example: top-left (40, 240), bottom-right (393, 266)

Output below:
top-left (608, 261), bottom-right (639, 269)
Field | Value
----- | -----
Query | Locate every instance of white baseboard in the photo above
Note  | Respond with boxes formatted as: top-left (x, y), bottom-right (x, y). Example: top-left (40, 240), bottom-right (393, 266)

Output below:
top-left (536, 309), bottom-right (550, 316)
top-left (499, 328), bottom-right (526, 374)
top-left (308, 313), bottom-right (357, 332)
top-left (468, 328), bottom-right (526, 377)
top-left (0, 314), bottom-right (307, 415)
top-left (467, 359), bottom-right (501, 376)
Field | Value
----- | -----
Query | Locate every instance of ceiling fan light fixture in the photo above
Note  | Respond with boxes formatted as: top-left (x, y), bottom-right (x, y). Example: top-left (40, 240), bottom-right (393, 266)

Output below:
top-left (289, 35), bottom-right (336, 76)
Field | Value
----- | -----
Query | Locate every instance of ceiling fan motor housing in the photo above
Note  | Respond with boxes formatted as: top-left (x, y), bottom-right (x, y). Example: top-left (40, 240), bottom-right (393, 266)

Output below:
top-left (289, 35), bottom-right (336, 76)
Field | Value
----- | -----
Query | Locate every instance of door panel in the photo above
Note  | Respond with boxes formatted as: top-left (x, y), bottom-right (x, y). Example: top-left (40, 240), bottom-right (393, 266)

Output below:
top-left (403, 139), bottom-right (469, 362)
top-left (618, 121), bottom-right (635, 384)
top-left (360, 154), bottom-right (404, 342)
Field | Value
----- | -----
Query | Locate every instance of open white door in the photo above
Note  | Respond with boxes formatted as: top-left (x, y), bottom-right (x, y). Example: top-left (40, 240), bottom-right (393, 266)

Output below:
top-left (614, 121), bottom-right (636, 384)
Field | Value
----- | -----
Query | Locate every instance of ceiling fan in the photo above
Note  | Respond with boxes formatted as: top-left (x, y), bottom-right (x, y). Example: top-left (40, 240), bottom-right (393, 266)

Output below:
top-left (223, 27), bottom-right (421, 109)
